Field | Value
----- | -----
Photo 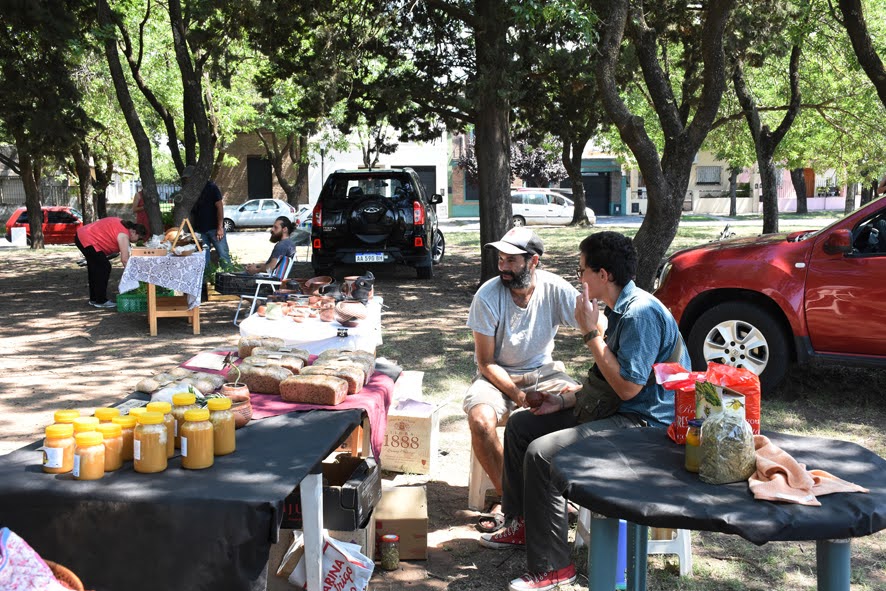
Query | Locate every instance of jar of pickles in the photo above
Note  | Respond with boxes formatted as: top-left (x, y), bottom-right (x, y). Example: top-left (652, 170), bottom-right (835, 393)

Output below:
top-left (180, 408), bottom-right (214, 470)
top-left (96, 422), bottom-right (124, 471)
top-left (207, 397), bottom-right (235, 456)
top-left (53, 409), bottom-right (80, 426)
top-left (684, 419), bottom-right (703, 473)
top-left (379, 534), bottom-right (400, 571)
top-left (93, 407), bottom-right (120, 423)
top-left (73, 432), bottom-right (105, 481)
top-left (171, 393), bottom-right (198, 449)
top-left (147, 401), bottom-right (175, 459)
top-left (134, 411), bottom-right (168, 474)
top-left (112, 415), bottom-right (137, 461)
top-left (42, 424), bottom-right (75, 474)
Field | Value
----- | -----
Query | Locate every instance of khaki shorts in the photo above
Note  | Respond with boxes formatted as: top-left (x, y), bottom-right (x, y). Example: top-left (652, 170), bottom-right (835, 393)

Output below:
top-left (462, 361), bottom-right (580, 422)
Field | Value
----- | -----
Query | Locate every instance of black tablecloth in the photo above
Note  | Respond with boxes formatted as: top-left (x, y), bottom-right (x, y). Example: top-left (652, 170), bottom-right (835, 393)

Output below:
top-left (551, 429), bottom-right (886, 546)
top-left (0, 410), bottom-right (362, 591)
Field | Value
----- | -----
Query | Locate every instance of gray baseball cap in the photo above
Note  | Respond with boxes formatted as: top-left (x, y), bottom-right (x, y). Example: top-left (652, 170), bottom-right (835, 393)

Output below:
top-left (485, 227), bottom-right (544, 257)
top-left (180, 165), bottom-right (195, 180)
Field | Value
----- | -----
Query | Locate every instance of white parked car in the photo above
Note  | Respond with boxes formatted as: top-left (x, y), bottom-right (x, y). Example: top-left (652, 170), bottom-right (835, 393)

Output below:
top-left (222, 199), bottom-right (300, 231)
top-left (294, 205), bottom-right (312, 230)
top-left (510, 188), bottom-right (596, 226)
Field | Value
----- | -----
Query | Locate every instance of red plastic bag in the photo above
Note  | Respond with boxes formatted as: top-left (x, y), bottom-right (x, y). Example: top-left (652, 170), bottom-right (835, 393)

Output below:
top-left (704, 363), bottom-right (761, 434)
top-left (653, 363), bottom-right (704, 444)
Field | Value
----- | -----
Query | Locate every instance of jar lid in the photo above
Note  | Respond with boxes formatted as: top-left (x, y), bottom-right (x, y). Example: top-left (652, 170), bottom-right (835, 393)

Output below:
top-left (207, 397), bottom-right (232, 411)
top-left (172, 392), bottom-right (197, 406)
top-left (184, 408), bottom-right (210, 422)
top-left (75, 431), bottom-right (103, 447)
top-left (112, 415), bottom-right (137, 428)
top-left (73, 417), bottom-right (100, 433)
top-left (137, 411), bottom-right (165, 425)
top-left (93, 407), bottom-right (120, 421)
top-left (687, 419), bottom-right (704, 427)
top-left (146, 401), bottom-right (172, 414)
top-left (54, 409), bottom-right (81, 424)
top-left (381, 534), bottom-right (399, 543)
top-left (45, 423), bottom-right (74, 438)
top-left (128, 407), bottom-right (148, 418)
top-left (96, 423), bottom-right (122, 438)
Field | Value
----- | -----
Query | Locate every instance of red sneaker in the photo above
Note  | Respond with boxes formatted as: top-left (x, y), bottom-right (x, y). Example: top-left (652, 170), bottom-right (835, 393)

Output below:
top-left (508, 564), bottom-right (577, 591)
top-left (478, 516), bottom-right (525, 549)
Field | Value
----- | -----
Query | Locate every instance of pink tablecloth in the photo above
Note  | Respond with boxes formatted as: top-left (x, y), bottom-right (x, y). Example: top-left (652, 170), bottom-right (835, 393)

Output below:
top-left (249, 372), bottom-right (394, 461)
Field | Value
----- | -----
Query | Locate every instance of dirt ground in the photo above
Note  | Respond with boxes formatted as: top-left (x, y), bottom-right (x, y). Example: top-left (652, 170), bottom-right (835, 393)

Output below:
top-left (0, 235), bottom-right (884, 591)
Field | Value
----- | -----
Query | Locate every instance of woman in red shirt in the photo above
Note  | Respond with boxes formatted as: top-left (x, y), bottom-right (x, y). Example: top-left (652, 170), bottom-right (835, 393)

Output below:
top-left (75, 217), bottom-right (147, 308)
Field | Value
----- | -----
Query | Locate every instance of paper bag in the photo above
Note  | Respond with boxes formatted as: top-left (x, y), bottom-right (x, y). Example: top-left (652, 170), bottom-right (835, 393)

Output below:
top-left (288, 535), bottom-right (374, 591)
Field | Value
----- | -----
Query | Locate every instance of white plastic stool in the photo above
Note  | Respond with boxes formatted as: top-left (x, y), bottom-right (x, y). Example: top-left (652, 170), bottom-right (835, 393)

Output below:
top-left (467, 414), bottom-right (509, 511)
top-left (573, 507), bottom-right (693, 577)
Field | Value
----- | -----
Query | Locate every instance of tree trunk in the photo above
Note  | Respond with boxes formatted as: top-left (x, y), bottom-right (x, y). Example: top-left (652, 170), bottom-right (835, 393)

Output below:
top-left (563, 136), bottom-right (590, 226)
top-left (98, 0), bottom-right (162, 235)
top-left (93, 157), bottom-right (112, 220)
top-left (757, 149), bottom-right (779, 233)
top-left (728, 167), bottom-right (738, 217)
top-left (791, 168), bottom-right (807, 214)
top-left (474, 0), bottom-right (512, 284)
top-left (72, 146), bottom-right (96, 224)
top-left (14, 136), bottom-right (44, 249)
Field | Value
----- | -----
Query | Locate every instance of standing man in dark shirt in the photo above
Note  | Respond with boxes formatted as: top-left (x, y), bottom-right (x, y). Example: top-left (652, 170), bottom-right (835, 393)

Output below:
top-left (184, 165), bottom-right (232, 271)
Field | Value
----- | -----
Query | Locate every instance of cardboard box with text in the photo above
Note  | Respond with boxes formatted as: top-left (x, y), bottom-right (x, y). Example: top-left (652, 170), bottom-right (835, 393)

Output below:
top-left (373, 486), bottom-right (428, 560)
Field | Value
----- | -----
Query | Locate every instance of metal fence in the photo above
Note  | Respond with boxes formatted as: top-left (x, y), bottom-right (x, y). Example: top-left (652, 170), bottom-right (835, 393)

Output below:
top-left (0, 177), bottom-right (76, 207)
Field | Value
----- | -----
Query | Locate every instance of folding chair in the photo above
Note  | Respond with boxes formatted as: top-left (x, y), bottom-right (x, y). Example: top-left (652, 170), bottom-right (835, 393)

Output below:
top-left (233, 255), bottom-right (294, 325)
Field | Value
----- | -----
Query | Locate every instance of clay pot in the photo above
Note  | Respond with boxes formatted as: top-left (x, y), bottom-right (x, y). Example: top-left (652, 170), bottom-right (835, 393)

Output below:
top-left (221, 383), bottom-right (252, 429)
top-left (257, 305), bottom-right (267, 317)
top-left (291, 277), bottom-right (311, 293)
top-left (319, 307), bottom-right (336, 322)
top-left (305, 276), bottom-right (334, 295)
top-left (342, 276), bottom-right (359, 297)
top-left (334, 300), bottom-right (367, 327)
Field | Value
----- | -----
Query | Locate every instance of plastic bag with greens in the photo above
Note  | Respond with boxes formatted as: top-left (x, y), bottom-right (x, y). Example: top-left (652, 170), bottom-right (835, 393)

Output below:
top-left (699, 393), bottom-right (756, 485)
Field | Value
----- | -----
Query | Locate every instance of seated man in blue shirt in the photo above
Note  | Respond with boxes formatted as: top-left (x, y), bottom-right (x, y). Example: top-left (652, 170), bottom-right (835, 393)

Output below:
top-left (243, 216), bottom-right (303, 275)
top-left (479, 231), bottom-right (690, 591)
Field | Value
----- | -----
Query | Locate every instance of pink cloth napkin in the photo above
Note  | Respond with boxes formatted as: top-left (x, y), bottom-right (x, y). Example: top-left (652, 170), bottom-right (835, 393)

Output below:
top-left (749, 435), bottom-right (869, 506)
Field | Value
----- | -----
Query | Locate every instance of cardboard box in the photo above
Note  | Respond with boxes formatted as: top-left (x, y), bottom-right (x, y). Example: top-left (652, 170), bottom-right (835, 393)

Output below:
top-left (130, 247), bottom-right (168, 257)
top-left (281, 454), bottom-right (380, 531)
top-left (380, 399), bottom-right (440, 475)
top-left (373, 486), bottom-right (428, 560)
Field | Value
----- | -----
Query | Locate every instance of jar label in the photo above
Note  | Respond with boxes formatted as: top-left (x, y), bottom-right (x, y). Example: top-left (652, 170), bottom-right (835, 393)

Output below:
top-left (73, 454), bottom-right (81, 478)
top-left (133, 439), bottom-right (142, 460)
top-left (43, 446), bottom-right (65, 469)
top-left (181, 436), bottom-right (188, 457)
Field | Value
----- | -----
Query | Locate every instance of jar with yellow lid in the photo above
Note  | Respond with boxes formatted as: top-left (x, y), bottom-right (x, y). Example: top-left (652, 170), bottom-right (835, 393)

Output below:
top-left (72, 416), bottom-right (100, 435)
top-left (93, 407), bottom-right (120, 423)
top-left (53, 409), bottom-right (80, 425)
top-left (96, 423), bottom-right (124, 471)
top-left (112, 415), bottom-right (137, 461)
top-left (128, 407), bottom-right (148, 421)
top-left (42, 424), bottom-right (75, 474)
top-left (134, 412), bottom-right (168, 474)
top-left (147, 401), bottom-right (175, 458)
top-left (171, 393), bottom-right (198, 449)
top-left (207, 397), bottom-right (235, 456)
top-left (74, 432), bottom-right (105, 481)
top-left (180, 408), bottom-right (214, 470)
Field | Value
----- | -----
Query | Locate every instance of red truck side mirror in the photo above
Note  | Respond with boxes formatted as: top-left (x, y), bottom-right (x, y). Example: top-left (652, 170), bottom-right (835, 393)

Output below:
top-left (823, 229), bottom-right (852, 255)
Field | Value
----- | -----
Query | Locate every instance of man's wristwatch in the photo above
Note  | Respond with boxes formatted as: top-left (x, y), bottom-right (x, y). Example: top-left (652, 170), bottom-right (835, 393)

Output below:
top-left (582, 329), bottom-right (600, 343)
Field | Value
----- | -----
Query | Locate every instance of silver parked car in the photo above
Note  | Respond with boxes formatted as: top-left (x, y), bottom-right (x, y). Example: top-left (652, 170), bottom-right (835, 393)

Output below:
top-left (510, 188), bottom-right (596, 226)
top-left (222, 199), bottom-right (299, 231)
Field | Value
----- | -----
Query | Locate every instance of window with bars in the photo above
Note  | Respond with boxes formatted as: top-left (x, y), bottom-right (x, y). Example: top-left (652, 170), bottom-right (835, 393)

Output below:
top-left (696, 166), bottom-right (722, 185)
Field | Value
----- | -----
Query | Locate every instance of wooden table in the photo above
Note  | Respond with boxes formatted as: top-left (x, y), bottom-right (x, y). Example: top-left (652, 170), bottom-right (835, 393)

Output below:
top-left (119, 253), bottom-right (205, 336)
top-left (147, 283), bottom-right (199, 336)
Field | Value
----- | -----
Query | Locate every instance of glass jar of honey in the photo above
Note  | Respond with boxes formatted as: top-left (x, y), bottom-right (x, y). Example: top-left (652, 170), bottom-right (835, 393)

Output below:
top-left (74, 432), bottom-right (105, 481)
top-left (180, 408), bottom-right (214, 470)
top-left (207, 397), bottom-right (235, 456)
top-left (96, 422), bottom-right (124, 471)
top-left (72, 416), bottom-right (100, 435)
top-left (53, 409), bottom-right (80, 426)
top-left (171, 393), bottom-right (198, 449)
top-left (147, 401), bottom-right (175, 459)
top-left (685, 419), bottom-right (704, 473)
top-left (112, 415), bottom-right (137, 462)
top-left (128, 407), bottom-right (148, 422)
top-left (134, 412), bottom-right (168, 474)
top-left (93, 407), bottom-right (120, 423)
top-left (42, 424), bottom-right (75, 474)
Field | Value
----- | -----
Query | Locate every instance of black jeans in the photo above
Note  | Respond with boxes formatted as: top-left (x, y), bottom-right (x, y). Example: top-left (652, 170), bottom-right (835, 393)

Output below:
top-left (501, 410), bottom-right (646, 572)
top-left (75, 236), bottom-right (111, 303)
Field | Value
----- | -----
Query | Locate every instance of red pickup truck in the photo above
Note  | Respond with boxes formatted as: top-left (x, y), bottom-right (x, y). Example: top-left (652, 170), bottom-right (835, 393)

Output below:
top-left (653, 196), bottom-right (886, 393)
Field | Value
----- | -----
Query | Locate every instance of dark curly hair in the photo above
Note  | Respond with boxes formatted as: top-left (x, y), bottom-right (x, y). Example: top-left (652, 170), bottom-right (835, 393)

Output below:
top-left (275, 216), bottom-right (295, 235)
top-left (579, 231), bottom-right (637, 287)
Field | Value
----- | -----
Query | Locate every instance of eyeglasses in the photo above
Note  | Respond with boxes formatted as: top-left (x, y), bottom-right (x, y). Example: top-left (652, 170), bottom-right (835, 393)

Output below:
top-left (575, 266), bottom-right (585, 282)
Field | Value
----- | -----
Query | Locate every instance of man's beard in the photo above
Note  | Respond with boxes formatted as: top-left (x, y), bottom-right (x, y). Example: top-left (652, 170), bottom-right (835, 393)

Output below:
top-left (270, 232), bottom-right (281, 243)
top-left (500, 264), bottom-right (532, 289)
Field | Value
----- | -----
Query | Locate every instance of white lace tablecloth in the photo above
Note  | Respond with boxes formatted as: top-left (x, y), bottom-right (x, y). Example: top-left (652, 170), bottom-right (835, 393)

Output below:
top-left (119, 254), bottom-right (206, 309)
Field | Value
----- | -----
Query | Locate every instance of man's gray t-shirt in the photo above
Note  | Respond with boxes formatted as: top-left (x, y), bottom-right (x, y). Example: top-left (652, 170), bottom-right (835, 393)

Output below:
top-left (266, 238), bottom-right (296, 265)
top-left (467, 269), bottom-right (579, 373)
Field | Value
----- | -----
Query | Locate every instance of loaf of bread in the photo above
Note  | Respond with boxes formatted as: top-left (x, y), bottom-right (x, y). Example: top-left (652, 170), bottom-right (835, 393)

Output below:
top-left (252, 346), bottom-right (310, 363)
top-left (238, 361), bottom-right (292, 395)
top-left (279, 375), bottom-right (348, 406)
top-left (300, 364), bottom-right (364, 395)
top-left (316, 349), bottom-right (376, 384)
top-left (250, 353), bottom-right (305, 374)
top-left (238, 336), bottom-right (286, 358)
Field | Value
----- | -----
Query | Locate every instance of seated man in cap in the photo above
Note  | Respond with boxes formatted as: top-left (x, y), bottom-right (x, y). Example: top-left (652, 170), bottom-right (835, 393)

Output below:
top-left (464, 227), bottom-right (580, 533)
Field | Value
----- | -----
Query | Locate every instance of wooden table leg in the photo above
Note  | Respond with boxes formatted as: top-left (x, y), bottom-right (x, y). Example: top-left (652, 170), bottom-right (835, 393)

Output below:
top-left (147, 283), bottom-right (158, 336)
top-left (192, 304), bottom-right (200, 334)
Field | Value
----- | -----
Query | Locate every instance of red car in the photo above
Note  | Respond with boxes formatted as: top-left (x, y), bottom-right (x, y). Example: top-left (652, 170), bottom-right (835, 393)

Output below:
top-left (654, 196), bottom-right (886, 392)
top-left (4, 206), bottom-right (83, 245)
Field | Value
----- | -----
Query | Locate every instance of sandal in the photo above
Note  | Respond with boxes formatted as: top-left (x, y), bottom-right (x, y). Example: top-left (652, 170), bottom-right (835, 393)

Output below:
top-left (475, 502), bottom-right (505, 533)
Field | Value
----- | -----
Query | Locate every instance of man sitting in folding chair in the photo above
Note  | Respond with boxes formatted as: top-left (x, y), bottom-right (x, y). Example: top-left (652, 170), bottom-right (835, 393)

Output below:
top-left (234, 216), bottom-right (299, 325)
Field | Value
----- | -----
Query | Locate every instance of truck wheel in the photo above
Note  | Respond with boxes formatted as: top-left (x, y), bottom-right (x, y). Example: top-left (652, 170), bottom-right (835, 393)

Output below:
top-left (687, 301), bottom-right (790, 394)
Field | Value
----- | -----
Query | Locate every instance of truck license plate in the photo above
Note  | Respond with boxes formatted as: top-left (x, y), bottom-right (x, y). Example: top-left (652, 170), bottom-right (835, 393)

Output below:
top-left (355, 252), bottom-right (384, 263)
